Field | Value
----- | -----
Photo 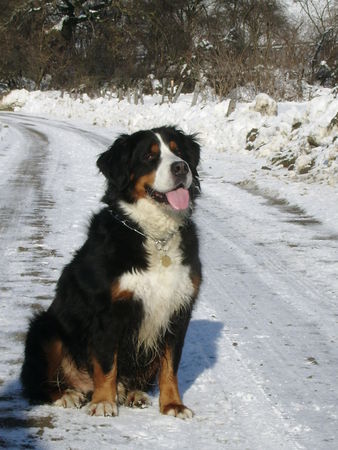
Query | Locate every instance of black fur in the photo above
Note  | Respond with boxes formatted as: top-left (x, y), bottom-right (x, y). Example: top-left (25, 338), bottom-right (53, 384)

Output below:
top-left (21, 126), bottom-right (202, 411)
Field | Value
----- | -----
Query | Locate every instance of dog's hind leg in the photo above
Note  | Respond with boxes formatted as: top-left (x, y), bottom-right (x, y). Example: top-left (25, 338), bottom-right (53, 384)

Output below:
top-left (53, 389), bottom-right (86, 408)
top-left (21, 311), bottom-right (91, 407)
top-left (116, 381), bottom-right (151, 408)
top-left (21, 311), bottom-right (66, 403)
top-left (53, 353), bottom-right (93, 408)
top-left (124, 390), bottom-right (152, 408)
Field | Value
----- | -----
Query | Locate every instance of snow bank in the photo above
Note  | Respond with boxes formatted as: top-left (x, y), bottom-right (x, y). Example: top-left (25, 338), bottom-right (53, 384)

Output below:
top-left (1, 88), bottom-right (337, 185)
top-left (250, 93), bottom-right (278, 116)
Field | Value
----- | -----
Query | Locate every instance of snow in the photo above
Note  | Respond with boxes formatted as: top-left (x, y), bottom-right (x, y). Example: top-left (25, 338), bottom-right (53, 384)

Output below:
top-left (1, 88), bottom-right (337, 186)
top-left (250, 93), bottom-right (278, 116)
top-left (48, 16), bottom-right (68, 33)
top-left (282, 0), bottom-right (335, 30)
top-left (0, 88), bottom-right (337, 448)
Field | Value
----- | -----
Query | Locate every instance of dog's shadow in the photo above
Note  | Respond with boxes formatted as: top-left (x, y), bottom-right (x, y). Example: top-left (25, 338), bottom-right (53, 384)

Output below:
top-left (0, 380), bottom-right (49, 449)
top-left (178, 319), bottom-right (223, 395)
top-left (0, 319), bottom-right (222, 447)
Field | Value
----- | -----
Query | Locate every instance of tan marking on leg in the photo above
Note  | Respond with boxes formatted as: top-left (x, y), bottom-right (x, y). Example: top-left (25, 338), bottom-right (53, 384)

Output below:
top-left (61, 355), bottom-right (93, 393)
top-left (159, 346), bottom-right (194, 419)
top-left (45, 339), bottom-right (63, 383)
top-left (87, 354), bottom-right (118, 416)
top-left (133, 171), bottom-right (156, 199)
top-left (92, 354), bottom-right (117, 404)
top-left (44, 340), bottom-right (92, 402)
top-left (159, 347), bottom-right (182, 412)
top-left (43, 339), bottom-right (64, 401)
top-left (111, 281), bottom-right (133, 302)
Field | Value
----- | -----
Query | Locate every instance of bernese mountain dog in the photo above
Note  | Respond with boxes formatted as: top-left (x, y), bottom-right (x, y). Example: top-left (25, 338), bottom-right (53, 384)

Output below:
top-left (21, 126), bottom-right (202, 419)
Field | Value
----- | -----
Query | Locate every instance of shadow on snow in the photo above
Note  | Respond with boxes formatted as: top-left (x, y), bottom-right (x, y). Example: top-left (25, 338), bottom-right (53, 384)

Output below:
top-left (179, 319), bottom-right (223, 396)
top-left (0, 379), bottom-right (52, 449)
top-left (0, 319), bottom-right (222, 446)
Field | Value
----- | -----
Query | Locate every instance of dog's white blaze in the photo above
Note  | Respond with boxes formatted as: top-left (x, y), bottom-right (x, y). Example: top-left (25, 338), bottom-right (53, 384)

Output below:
top-left (119, 199), bottom-right (194, 351)
top-left (153, 133), bottom-right (192, 192)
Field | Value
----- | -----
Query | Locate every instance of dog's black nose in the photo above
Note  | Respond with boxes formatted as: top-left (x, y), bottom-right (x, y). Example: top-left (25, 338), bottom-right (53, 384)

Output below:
top-left (171, 161), bottom-right (189, 177)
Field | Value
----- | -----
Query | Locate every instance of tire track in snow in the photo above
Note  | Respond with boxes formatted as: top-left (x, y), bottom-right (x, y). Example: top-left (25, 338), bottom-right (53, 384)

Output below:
top-left (0, 117), bottom-right (59, 293)
top-left (0, 113), bottom-right (111, 449)
top-left (195, 179), bottom-right (338, 448)
top-left (0, 116), bottom-right (59, 449)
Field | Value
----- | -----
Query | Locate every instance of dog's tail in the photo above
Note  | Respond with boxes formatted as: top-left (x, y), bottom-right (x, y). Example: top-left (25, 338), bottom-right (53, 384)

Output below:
top-left (21, 310), bottom-right (63, 403)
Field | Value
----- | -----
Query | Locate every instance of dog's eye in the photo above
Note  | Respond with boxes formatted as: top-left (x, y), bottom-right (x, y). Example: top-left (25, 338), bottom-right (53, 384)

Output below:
top-left (143, 151), bottom-right (157, 162)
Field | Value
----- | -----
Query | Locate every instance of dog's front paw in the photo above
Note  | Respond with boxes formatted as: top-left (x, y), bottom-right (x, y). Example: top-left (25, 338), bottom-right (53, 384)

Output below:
top-left (54, 389), bottom-right (85, 409)
top-left (161, 403), bottom-right (194, 419)
top-left (86, 401), bottom-right (118, 417)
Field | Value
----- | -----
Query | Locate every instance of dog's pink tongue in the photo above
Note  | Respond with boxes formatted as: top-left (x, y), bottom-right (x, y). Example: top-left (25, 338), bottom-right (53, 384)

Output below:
top-left (166, 188), bottom-right (190, 210)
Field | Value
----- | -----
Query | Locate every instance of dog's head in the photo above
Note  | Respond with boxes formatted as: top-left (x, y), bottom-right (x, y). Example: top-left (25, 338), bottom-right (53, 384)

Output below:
top-left (97, 126), bottom-right (200, 213)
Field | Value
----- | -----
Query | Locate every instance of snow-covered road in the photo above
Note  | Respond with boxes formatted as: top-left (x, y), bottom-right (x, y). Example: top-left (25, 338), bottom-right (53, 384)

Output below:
top-left (0, 113), bottom-right (337, 449)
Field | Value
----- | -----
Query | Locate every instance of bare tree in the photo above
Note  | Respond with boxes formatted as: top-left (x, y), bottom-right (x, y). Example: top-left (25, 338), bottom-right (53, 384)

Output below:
top-left (295, 0), bottom-right (337, 84)
top-left (0, 0), bottom-right (335, 95)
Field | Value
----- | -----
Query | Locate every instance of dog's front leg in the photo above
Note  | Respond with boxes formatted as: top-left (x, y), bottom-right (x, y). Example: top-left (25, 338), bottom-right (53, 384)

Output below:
top-left (159, 345), bottom-right (194, 419)
top-left (87, 352), bottom-right (118, 417)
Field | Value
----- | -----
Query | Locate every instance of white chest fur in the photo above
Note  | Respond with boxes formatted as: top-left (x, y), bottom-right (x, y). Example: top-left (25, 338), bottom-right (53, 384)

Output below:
top-left (119, 233), bottom-right (194, 352)
top-left (118, 199), bottom-right (194, 351)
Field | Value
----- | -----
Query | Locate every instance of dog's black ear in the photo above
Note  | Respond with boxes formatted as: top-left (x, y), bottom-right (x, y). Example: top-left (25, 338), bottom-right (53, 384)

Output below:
top-left (184, 133), bottom-right (201, 169)
top-left (181, 132), bottom-right (201, 194)
top-left (97, 134), bottom-right (132, 191)
top-left (171, 128), bottom-right (200, 170)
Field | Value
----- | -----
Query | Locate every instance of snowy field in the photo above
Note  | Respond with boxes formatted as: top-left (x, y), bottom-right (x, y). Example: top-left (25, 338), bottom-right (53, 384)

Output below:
top-left (0, 89), bottom-right (337, 449)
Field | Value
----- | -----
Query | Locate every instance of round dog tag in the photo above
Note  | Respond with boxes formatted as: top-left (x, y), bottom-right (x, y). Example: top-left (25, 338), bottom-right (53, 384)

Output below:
top-left (161, 255), bottom-right (172, 267)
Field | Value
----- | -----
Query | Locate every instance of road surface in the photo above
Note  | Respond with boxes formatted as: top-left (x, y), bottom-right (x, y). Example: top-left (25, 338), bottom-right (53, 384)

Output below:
top-left (0, 112), bottom-right (337, 449)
